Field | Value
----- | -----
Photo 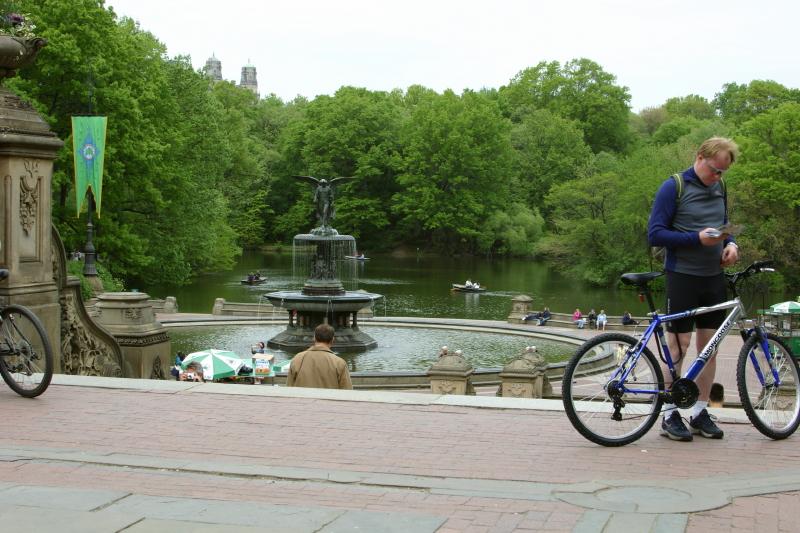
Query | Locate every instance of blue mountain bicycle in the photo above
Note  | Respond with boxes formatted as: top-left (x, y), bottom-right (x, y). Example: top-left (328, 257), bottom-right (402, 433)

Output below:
top-left (562, 261), bottom-right (800, 446)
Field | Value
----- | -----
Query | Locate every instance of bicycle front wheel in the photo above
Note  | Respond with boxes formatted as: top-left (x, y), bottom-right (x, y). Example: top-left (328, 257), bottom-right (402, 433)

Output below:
top-left (563, 333), bottom-right (664, 446)
top-left (737, 333), bottom-right (800, 439)
top-left (0, 305), bottom-right (53, 398)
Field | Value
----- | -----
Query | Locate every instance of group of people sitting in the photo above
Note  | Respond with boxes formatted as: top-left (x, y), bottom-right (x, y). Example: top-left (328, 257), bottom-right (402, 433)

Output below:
top-left (464, 279), bottom-right (481, 289)
top-left (246, 271), bottom-right (262, 282)
top-left (521, 307), bottom-right (551, 325)
top-left (522, 308), bottom-right (640, 329)
top-left (573, 308), bottom-right (639, 329)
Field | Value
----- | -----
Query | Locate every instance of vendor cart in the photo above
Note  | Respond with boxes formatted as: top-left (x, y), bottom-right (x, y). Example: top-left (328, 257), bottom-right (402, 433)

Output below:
top-left (758, 299), bottom-right (800, 358)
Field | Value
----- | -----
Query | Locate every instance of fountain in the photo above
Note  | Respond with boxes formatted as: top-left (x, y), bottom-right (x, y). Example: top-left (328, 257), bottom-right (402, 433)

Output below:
top-left (265, 176), bottom-right (382, 353)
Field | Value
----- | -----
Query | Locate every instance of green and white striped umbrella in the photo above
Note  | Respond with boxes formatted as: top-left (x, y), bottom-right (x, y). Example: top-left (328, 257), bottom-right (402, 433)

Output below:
top-left (181, 349), bottom-right (245, 381)
top-left (770, 301), bottom-right (800, 314)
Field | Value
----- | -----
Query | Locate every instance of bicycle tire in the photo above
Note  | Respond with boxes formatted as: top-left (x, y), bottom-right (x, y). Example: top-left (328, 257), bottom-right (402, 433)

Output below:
top-left (0, 304), bottom-right (53, 398)
top-left (737, 333), bottom-right (800, 439)
top-left (563, 333), bottom-right (664, 446)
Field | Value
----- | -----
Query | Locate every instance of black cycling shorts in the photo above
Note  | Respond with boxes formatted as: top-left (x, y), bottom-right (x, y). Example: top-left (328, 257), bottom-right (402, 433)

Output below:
top-left (665, 271), bottom-right (727, 334)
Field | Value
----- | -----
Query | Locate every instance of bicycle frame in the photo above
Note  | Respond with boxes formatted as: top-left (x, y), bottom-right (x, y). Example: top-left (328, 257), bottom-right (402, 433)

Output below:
top-left (615, 296), bottom-right (784, 396)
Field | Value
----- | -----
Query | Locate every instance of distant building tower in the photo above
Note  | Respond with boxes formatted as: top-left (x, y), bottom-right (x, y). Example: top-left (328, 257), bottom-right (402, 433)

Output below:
top-left (240, 62), bottom-right (258, 95)
top-left (204, 55), bottom-right (222, 81)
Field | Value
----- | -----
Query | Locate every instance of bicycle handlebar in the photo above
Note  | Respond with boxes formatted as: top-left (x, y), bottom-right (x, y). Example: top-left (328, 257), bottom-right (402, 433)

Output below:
top-left (725, 259), bottom-right (776, 289)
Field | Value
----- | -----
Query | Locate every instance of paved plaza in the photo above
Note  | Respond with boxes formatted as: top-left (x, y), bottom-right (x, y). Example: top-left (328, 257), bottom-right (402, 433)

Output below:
top-left (1, 323), bottom-right (799, 532)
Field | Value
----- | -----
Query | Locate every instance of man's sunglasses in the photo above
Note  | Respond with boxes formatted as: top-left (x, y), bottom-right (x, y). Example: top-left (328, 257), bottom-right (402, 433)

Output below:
top-left (705, 159), bottom-right (728, 176)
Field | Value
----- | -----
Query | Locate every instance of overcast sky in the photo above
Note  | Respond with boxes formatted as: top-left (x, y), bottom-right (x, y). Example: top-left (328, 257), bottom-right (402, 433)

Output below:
top-left (106, 0), bottom-right (798, 111)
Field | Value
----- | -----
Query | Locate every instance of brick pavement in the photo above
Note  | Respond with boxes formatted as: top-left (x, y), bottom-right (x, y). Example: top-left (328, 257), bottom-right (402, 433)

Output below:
top-left (1, 373), bottom-right (799, 532)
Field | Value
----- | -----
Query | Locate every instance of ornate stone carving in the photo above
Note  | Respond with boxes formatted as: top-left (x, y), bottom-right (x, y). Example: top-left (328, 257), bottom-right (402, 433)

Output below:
top-left (60, 289), bottom-right (123, 377)
top-left (52, 226), bottom-right (125, 377)
top-left (434, 380), bottom-right (458, 395)
top-left (124, 307), bottom-right (142, 320)
top-left (151, 355), bottom-right (166, 380)
top-left (428, 347), bottom-right (474, 395)
top-left (499, 346), bottom-right (552, 398)
top-left (19, 160), bottom-right (40, 235)
top-left (114, 332), bottom-right (170, 347)
top-left (507, 383), bottom-right (529, 397)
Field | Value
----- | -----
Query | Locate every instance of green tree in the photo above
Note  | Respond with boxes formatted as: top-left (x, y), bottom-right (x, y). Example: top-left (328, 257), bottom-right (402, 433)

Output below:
top-left (542, 140), bottom-right (698, 284)
top-left (509, 109), bottom-right (592, 211)
top-left (11, 0), bottom-right (240, 284)
top-left (273, 87), bottom-right (403, 249)
top-left (500, 58), bottom-right (632, 153)
top-left (393, 89), bottom-right (519, 253)
top-left (210, 81), bottom-right (271, 247)
top-left (664, 94), bottom-right (716, 120)
top-left (730, 102), bottom-right (800, 285)
top-left (651, 116), bottom-right (701, 145)
top-left (714, 80), bottom-right (800, 125)
top-left (635, 106), bottom-right (670, 136)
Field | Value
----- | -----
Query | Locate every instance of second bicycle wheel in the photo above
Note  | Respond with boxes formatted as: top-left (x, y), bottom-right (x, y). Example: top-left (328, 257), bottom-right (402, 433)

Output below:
top-left (737, 333), bottom-right (800, 439)
top-left (563, 333), bottom-right (664, 446)
top-left (0, 304), bottom-right (53, 398)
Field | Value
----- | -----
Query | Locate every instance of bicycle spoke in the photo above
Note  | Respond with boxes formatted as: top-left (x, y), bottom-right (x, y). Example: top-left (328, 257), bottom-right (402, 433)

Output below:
top-left (738, 334), bottom-right (800, 439)
top-left (563, 333), bottom-right (664, 446)
top-left (0, 306), bottom-right (53, 397)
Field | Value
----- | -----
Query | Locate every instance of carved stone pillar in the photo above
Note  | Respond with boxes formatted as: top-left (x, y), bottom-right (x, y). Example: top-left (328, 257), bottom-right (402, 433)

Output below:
top-left (94, 292), bottom-right (171, 379)
top-left (0, 86), bottom-right (64, 371)
top-left (499, 346), bottom-right (553, 398)
top-left (507, 295), bottom-right (533, 324)
top-left (427, 347), bottom-right (474, 395)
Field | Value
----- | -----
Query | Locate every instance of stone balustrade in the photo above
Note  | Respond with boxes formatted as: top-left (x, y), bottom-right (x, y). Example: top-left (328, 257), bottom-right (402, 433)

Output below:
top-left (427, 346), bottom-right (475, 395)
top-left (498, 346), bottom-right (552, 398)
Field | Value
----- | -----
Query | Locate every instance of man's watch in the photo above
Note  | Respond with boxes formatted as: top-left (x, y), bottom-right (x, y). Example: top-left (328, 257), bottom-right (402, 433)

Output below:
top-left (726, 242), bottom-right (739, 249)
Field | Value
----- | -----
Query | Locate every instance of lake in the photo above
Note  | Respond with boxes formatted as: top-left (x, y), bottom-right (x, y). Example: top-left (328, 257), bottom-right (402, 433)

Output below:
top-left (142, 251), bottom-right (782, 320)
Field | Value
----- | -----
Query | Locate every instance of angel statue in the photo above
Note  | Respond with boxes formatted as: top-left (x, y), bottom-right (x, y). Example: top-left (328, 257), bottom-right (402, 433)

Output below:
top-left (293, 175), bottom-right (356, 229)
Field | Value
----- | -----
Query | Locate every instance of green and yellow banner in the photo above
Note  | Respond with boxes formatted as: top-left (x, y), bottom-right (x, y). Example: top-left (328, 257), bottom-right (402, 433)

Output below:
top-left (72, 116), bottom-right (107, 216)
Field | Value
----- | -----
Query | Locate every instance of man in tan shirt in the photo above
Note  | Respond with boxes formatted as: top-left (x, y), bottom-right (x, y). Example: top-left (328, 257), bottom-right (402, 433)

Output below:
top-left (286, 324), bottom-right (353, 389)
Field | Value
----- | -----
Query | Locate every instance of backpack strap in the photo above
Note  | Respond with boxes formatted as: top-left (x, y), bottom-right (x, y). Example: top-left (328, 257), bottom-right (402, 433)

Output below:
top-left (671, 173), bottom-right (684, 203)
top-left (671, 172), bottom-right (728, 216)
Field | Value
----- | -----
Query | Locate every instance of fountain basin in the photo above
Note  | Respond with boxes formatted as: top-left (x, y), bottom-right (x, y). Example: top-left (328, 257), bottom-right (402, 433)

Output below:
top-left (162, 317), bottom-right (583, 389)
top-left (265, 290), bottom-right (381, 312)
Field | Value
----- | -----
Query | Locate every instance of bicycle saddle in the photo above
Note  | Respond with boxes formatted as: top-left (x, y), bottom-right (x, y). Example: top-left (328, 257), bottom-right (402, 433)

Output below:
top-left (0, 269), bottom-right (7, 281)
top-left (620, 271), bottom-right (663, 287)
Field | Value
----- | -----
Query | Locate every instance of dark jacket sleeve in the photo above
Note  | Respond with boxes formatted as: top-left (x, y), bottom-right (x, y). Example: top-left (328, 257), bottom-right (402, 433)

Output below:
top-left (647, 177), bottom-right (701, 248)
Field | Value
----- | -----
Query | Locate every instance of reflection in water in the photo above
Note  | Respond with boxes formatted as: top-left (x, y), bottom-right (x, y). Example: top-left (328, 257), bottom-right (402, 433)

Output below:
top-left (144, 251), bottom-right (791, 319)
top-left (167, 324), bottom-right (573, 372)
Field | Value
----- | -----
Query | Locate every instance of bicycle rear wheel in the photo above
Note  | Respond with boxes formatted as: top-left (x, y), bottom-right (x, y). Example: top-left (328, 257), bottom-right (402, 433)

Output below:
top-left (563, 333), bottom-right (664, 446)
top-left (737, 333), bottom-right (800, 439)
top-left (0, 305), bottom-right (53, 398)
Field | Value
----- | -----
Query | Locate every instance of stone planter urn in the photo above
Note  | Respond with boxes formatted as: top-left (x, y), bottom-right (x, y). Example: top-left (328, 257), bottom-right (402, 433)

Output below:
top-left (499, 346), bottom-right (553, 398)
top-left (508, 294), bottom-right (533, 324)
top-left (0, 36), bottom-right (47, 81)
top-left (427, 346), bottom-right (475, 395)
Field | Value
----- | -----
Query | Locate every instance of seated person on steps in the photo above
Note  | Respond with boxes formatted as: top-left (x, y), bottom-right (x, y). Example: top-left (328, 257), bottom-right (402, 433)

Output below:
top-left (572, 308), bottom-right (586, 329)
top-left (622, 311), bottom-right (638, 326)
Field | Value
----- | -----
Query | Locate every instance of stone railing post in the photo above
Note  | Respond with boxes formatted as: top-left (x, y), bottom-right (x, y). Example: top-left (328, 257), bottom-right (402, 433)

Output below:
top-left (212, 297), bottom-right (225, 315)
top-left (94, 292), bottom-right (171, 379)
top-left (427, 346), bottom-right (474, 395)
top-left (499, 346), bottom-right (552, 398)
top-left (507, 295), bottom-right (533, 324)
top-left (162, 296), bottom-right (178, 313)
